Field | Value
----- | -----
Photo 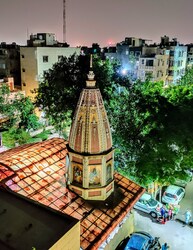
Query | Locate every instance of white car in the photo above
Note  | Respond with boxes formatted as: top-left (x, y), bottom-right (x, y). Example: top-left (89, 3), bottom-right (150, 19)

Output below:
top-left (162, 185), bottom-right (185, 205)
top-left (134, 193), bottom-right (163, 218)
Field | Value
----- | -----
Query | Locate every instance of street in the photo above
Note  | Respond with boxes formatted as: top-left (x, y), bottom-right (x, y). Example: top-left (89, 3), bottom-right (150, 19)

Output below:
top-left (175, 178), bottom-right (193, 223)
top-left (133, 179), bottom-right (193, 250)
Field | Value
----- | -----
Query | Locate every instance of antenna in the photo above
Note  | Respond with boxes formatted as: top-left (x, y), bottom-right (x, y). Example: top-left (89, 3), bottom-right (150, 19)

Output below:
top-left (63, 0), bottom-right (66, 43)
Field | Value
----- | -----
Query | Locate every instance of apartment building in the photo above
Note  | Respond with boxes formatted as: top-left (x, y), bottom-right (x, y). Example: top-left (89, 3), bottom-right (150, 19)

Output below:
top-left (20, 33), bottom-right (81, 98)
top-left (105, 36), bottom-right (187, 84)
top-left (167, 45), bottom-right (187, 84)
top-left (137, 47), bottom-right (170, 82)
top-left (104, 37), bottom-right (149, 80)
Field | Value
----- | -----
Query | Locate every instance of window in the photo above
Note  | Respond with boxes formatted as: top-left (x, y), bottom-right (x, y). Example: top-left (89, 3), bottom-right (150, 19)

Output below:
top-left (21, 54), bottom-right (25, 58)
top-left (43, 56), bottom-right (48, 63)
top-left (22, 68), bottom-right (25, 72)
top-left (146, 60), bottom-right (153, 66)
top-left (177, 188), bottom-right (183, 196)
top-left (141, 59), bottom-right (144, 64)
top-left (169, 60), bottom-right (174, 67)
top-left (168, 70), bottom-right (174, 76)
top-left (23, 82), bottom-right (26, 86)
top-left (135, 51), bottom-right (141, 57)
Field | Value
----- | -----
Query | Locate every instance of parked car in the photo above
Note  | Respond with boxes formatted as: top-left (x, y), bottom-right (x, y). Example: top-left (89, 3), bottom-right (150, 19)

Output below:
top-left (116, 231), bottom-right (161, 250)
top-left (134, 192), bottom-right (163, 218)
top-left (162, 185), bottom-right (185, 205)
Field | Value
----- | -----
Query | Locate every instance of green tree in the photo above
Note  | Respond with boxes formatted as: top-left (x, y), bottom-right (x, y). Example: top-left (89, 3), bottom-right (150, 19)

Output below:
top-left (109, 79), bottom-right (193, 189)
top-left (0, 84), bottom-right (39, 146)
top-left (0, 84), bottom-right (39, 131)
top-left (179, 66), bottom-right (193, 85)
top-left (130, 82), bottom-right (193, 188)
top-left (12, 94), bottom-right (39, 131)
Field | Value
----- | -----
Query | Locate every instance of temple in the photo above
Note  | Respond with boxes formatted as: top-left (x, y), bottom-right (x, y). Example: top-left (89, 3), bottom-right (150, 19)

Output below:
top-left (67, 56), bottom-right (114, 200)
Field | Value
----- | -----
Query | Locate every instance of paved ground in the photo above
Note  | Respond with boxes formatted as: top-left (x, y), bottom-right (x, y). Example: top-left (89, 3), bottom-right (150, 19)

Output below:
top-left (134, 210), bottom-right (193, 250)
top-left (175, 178), bottom-right (193, 223)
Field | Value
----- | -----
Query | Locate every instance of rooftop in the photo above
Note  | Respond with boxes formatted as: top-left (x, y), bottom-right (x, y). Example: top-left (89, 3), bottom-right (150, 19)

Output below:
top-left (0, 138), bottom-right (145, 250)
top-left (0, 188), bottom-right (79, 250)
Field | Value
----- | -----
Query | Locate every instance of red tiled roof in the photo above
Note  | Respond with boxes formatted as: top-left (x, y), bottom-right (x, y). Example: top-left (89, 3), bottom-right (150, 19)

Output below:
top-left (0, 138), bottom-right (145, 250)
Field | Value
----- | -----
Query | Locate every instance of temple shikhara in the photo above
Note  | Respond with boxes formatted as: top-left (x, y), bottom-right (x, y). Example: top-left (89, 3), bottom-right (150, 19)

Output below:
top-left (0, 57), bottom-right (145, 250)
top-left (67, 57), bottom-right (114, 200)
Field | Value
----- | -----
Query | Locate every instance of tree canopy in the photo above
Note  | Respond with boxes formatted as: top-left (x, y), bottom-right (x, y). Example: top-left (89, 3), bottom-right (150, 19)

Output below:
top-left (0, 84), bottom-right (39, 146)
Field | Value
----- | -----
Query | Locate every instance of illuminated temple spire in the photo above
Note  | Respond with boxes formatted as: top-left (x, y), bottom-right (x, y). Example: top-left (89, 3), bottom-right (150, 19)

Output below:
top-left (67, 55), bottom-right (114, 200)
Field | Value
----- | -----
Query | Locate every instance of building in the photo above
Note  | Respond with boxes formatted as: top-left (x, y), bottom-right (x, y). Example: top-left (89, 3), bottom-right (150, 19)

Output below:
top-left (0, 188), bottom-right (80, 250)
top-left (0, 60), bottom-right (145, 249)
top-left (186, 44), bottom-right (193, 68)
top-left (140, 36), bottom-right (188, 84)
top-left (159, 36), bottom-right (187, 84)
top-left (27, 33), bottom-right (59, 47)
top-left (20, 33), bottom-right (81, 98)
top-left (0, 137), bottom-right (144, 250)
top-left (104, 36), bottom-right (188, 84)
top-left (0, 42), bottom-right (21, 86)
top-left (137, 46), bottom-right (170, 82)
top-left (104, 37), bottom-right (148, 80)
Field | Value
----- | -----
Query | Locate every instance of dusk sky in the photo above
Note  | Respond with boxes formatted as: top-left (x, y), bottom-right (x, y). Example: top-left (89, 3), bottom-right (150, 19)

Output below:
top-left (1, 0), bottom-right (193, 47)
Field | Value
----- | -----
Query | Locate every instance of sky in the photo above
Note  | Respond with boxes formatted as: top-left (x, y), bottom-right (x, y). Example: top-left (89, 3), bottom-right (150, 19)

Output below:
top-left (1, 0), bottom-right (193, 47)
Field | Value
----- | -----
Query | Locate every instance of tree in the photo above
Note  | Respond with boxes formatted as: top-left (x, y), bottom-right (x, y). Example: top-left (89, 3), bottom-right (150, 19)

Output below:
top-left (179, 66), bottom-right (193, 86)
top-left (0, 84), bottom-right (39, 146)
top-left (12, 94), bottom-right (39, 131)
top-left (0, 84), bottom-right (39, 131)
top-left (129, 82), bottom-right (193, 189)
top-left (109, 78), bottom-right (193, 190)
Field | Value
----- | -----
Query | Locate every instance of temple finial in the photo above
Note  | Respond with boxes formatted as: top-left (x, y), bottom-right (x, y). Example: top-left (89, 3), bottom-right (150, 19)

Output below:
top-left (86, 54), bottom-right (96, 87)
top-left (90, 54), bottom-right (93, 68)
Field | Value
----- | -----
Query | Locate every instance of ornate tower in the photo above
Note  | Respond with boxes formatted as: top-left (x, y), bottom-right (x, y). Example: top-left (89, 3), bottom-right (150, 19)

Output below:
top-left (67, 57), bottom-right (114, 200)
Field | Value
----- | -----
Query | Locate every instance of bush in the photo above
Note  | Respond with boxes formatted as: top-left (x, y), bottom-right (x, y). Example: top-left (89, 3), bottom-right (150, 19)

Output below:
top-left (3, 128), bottom-right (31, 148)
